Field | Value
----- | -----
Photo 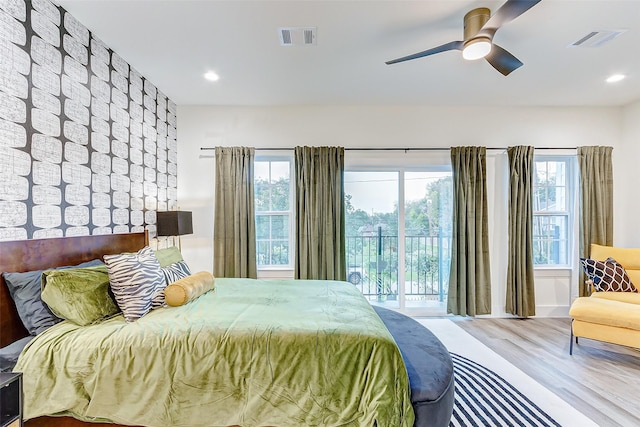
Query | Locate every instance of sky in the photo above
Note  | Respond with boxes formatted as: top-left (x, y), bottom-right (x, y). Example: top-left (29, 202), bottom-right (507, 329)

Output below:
top-left (254, 160), bottom-right (452, 214)
top-left (344, 171), bottom-right (451, 213)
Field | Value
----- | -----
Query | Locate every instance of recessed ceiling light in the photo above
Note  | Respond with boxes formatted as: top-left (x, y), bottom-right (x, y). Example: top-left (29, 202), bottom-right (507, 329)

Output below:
top-left (204, 71), bottom-right (219, 82)
top-left (606, 74), bottom-right (625, 83)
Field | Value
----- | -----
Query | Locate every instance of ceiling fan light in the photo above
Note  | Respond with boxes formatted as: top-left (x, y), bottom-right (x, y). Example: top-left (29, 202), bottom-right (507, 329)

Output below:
top-left (462, 39), bottom-right (492, 60)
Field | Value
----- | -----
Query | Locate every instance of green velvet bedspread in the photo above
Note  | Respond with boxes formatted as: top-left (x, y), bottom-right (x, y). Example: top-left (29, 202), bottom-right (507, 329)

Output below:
top-left (15, 278), bottom-right (414, 427)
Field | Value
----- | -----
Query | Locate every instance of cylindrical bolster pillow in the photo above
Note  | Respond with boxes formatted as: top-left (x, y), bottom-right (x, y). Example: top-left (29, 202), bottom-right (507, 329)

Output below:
top-left (164, 271), bottom-right (215, 306)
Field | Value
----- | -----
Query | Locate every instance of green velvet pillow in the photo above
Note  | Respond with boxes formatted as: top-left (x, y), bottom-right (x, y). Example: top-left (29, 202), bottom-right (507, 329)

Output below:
top-left (41, 265), bottom-right (120, 326)
top-left (154, 246), bottom-right (184, 268)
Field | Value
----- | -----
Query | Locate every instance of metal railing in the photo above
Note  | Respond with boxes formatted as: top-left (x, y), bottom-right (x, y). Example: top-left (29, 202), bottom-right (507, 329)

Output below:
top-left (346, 234), bottom-right (451, 302)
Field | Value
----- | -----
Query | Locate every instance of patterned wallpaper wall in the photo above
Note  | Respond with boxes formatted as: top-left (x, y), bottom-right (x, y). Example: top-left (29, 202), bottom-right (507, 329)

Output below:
top-left (0, 0), bottom-right (178, 241)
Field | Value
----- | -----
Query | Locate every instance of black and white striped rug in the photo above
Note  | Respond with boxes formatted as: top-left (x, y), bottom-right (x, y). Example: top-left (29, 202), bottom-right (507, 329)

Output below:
top-left (450, 353), bottom-right (561, 427)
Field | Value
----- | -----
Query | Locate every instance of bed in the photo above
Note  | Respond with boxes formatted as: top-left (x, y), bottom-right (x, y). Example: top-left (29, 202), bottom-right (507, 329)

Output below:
top-left (0, 232), bottom-right (414, 427)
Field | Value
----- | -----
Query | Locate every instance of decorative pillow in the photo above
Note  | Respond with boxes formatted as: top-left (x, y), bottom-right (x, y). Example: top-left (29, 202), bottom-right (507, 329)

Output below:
top-left (41, 264), bottom-right (120, 326)
top-left (164, 271), bottom-right (216, 307)
top-left (580, 257), bottom-right (637, 292)
top-left (162, 260), bottom-right (191, 285)
top-left (3, 259), bottom-right (103, 335)
top-left (104, 246), bottom-right (166, 322)
top-left (154, 246), bottom-right (184, 268)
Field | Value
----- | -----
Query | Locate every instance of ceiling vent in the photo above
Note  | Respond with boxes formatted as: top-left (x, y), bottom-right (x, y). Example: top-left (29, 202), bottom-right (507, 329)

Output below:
top-left (569, 29), bottom-right (627, 48)
top-left (278, 27), bottom-right (317, 46)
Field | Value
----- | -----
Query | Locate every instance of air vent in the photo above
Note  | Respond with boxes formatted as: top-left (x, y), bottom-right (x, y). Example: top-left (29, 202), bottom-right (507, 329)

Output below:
top-left (569, 29), bottom-right (627, 48)
top-left (278, 27), bottom-right (317, 46)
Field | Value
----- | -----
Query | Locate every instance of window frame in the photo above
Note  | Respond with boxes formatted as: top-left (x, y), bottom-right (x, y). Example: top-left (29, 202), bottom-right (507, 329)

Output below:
top-left (532, 155), bottom-right (575, 269)
top-left (344, 151), bottom-right (453, 315)
top-left (254, 155), bottom-right (295, 270)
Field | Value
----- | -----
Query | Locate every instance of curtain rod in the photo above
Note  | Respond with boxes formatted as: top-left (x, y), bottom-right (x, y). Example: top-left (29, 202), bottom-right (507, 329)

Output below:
top-left (200, 147), bottom-right (577, 152)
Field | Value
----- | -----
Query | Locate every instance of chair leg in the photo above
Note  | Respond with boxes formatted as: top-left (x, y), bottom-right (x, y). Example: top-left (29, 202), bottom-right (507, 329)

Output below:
top-left (570, 321), bottom-right (574, 355)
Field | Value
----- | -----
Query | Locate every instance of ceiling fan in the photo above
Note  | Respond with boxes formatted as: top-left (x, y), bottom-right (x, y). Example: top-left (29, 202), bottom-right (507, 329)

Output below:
top-left (385, 0), bottom-right (541, 76)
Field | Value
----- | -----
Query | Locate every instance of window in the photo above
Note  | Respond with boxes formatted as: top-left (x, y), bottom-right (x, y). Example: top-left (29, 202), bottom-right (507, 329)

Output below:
top-left (254, 158), bottom-right (293, 268)
top-left (533, 157), bottom-right (574, 266)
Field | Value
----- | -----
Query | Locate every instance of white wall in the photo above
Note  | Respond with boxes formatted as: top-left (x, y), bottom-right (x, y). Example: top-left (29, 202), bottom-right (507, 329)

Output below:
top-left (616, 100), bottom-right (640, 247)
top-left (177, 105), bottom-right (625, 317)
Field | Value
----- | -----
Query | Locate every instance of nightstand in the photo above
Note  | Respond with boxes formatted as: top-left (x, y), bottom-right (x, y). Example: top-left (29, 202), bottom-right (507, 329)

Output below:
top-left (0, 372), bottom-right (22, 427)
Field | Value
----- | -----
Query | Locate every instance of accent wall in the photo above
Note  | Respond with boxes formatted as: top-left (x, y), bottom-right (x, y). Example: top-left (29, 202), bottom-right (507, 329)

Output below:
top-left (0, 0), bottom-right (178, 241)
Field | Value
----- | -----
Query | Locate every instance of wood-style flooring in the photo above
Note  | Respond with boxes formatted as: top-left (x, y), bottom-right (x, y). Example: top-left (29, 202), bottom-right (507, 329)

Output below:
top-left (451, 317), bottom-right (640, 427)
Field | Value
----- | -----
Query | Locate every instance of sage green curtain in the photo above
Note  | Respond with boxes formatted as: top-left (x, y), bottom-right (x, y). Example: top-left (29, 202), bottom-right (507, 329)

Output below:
top-left (294, 146), bottom-right (346, 281)
top-left (506, 146), bottom-right (535, 317)
top-left (213, 147), bottom-right (257, 278)
top-left (448, 146), bottom-right (492, 316)
top-left (578, 146), bottom-right (613, 296)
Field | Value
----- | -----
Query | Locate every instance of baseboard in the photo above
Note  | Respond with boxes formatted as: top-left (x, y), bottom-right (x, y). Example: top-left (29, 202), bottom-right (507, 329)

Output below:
top-left (478, 304), bottom-right (570, 318)
top-left (534, 305), bottom-right (570, 317)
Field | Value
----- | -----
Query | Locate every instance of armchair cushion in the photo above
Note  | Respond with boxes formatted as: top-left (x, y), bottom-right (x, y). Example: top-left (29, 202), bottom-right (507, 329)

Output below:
top-left (591, 292), bottom-right (640, 304)
top-left (570, 297), bottom-right (640, 332)
top-left (590, 244), bottom-right (640, 285)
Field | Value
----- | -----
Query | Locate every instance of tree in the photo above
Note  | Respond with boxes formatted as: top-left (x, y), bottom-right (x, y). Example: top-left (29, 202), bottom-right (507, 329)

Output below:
top-left (344, 194), bottom-right (371, 236)
top-left (403, 176), bottom-right (452, 237)
top-left (344, 175), bottom-right (453, 297)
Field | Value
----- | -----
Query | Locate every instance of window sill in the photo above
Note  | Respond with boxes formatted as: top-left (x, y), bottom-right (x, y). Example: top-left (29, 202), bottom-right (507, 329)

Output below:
top-left (534, 267), bottom-right (573, 278)
top-left (257, 268), bottom-right (294, 280)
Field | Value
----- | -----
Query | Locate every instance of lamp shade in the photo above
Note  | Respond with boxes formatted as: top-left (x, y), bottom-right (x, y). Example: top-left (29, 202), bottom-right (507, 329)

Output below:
top-left (157, 211), bottom-right (193, 236)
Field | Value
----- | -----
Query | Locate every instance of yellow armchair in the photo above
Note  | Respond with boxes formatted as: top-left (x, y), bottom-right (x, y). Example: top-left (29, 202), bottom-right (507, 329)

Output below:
top-left (569, 244), bottom-right (640, 354)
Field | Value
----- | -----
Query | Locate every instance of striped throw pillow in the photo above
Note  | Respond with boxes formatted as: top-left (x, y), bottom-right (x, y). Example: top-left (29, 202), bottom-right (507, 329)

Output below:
top-left (104, 246), bottom-right (166, 322)
top-left (162, 260), bottom-right (191, 285)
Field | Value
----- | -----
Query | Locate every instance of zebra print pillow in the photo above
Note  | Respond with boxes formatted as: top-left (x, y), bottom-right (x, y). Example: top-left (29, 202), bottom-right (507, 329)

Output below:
top-left (162, 260), bottom-right (191, 285)
top-left (104, 246), bottom-right (166, 322)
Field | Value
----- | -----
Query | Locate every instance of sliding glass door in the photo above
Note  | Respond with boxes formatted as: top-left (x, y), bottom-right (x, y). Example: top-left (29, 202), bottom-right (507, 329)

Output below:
top-left (404, 172), bottom-right (452, 309)
top-left (345, 169), bottom-right (452, 313)
top-left (345, 172), bottom-right (400, 308)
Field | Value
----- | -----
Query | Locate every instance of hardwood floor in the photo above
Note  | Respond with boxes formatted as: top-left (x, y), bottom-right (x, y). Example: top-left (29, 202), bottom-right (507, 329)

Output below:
top-left (450, 317), bottom-right (640, 427)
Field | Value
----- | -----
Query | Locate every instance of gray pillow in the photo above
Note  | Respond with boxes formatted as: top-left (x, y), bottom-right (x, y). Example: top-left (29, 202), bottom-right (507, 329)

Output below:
top-left (0, 336), bottom-right (33, 372)
top-left (3, 259), bottom-right (103, 335)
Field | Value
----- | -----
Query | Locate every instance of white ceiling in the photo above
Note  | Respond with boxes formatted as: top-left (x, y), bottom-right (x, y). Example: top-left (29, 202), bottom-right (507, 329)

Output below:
top-left (55, 0), bottom-right (640, 107)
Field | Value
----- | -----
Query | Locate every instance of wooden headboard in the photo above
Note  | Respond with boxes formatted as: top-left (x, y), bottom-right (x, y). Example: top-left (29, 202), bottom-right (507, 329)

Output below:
top-left (0, 231), bottom-right (148, 347)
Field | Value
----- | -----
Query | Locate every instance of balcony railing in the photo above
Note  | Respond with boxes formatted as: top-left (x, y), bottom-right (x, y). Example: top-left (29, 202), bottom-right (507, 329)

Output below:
top-left (346, 234), bottom-right (451, 302)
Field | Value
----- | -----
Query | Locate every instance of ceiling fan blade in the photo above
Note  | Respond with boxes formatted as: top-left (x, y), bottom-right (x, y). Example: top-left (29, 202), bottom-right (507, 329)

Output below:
top-left (484, 44), bottom-right (523, 76)
top-left (477, 0), bottom-right (541, 39)
top-left (385, 41), bottom-right (463, 65)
